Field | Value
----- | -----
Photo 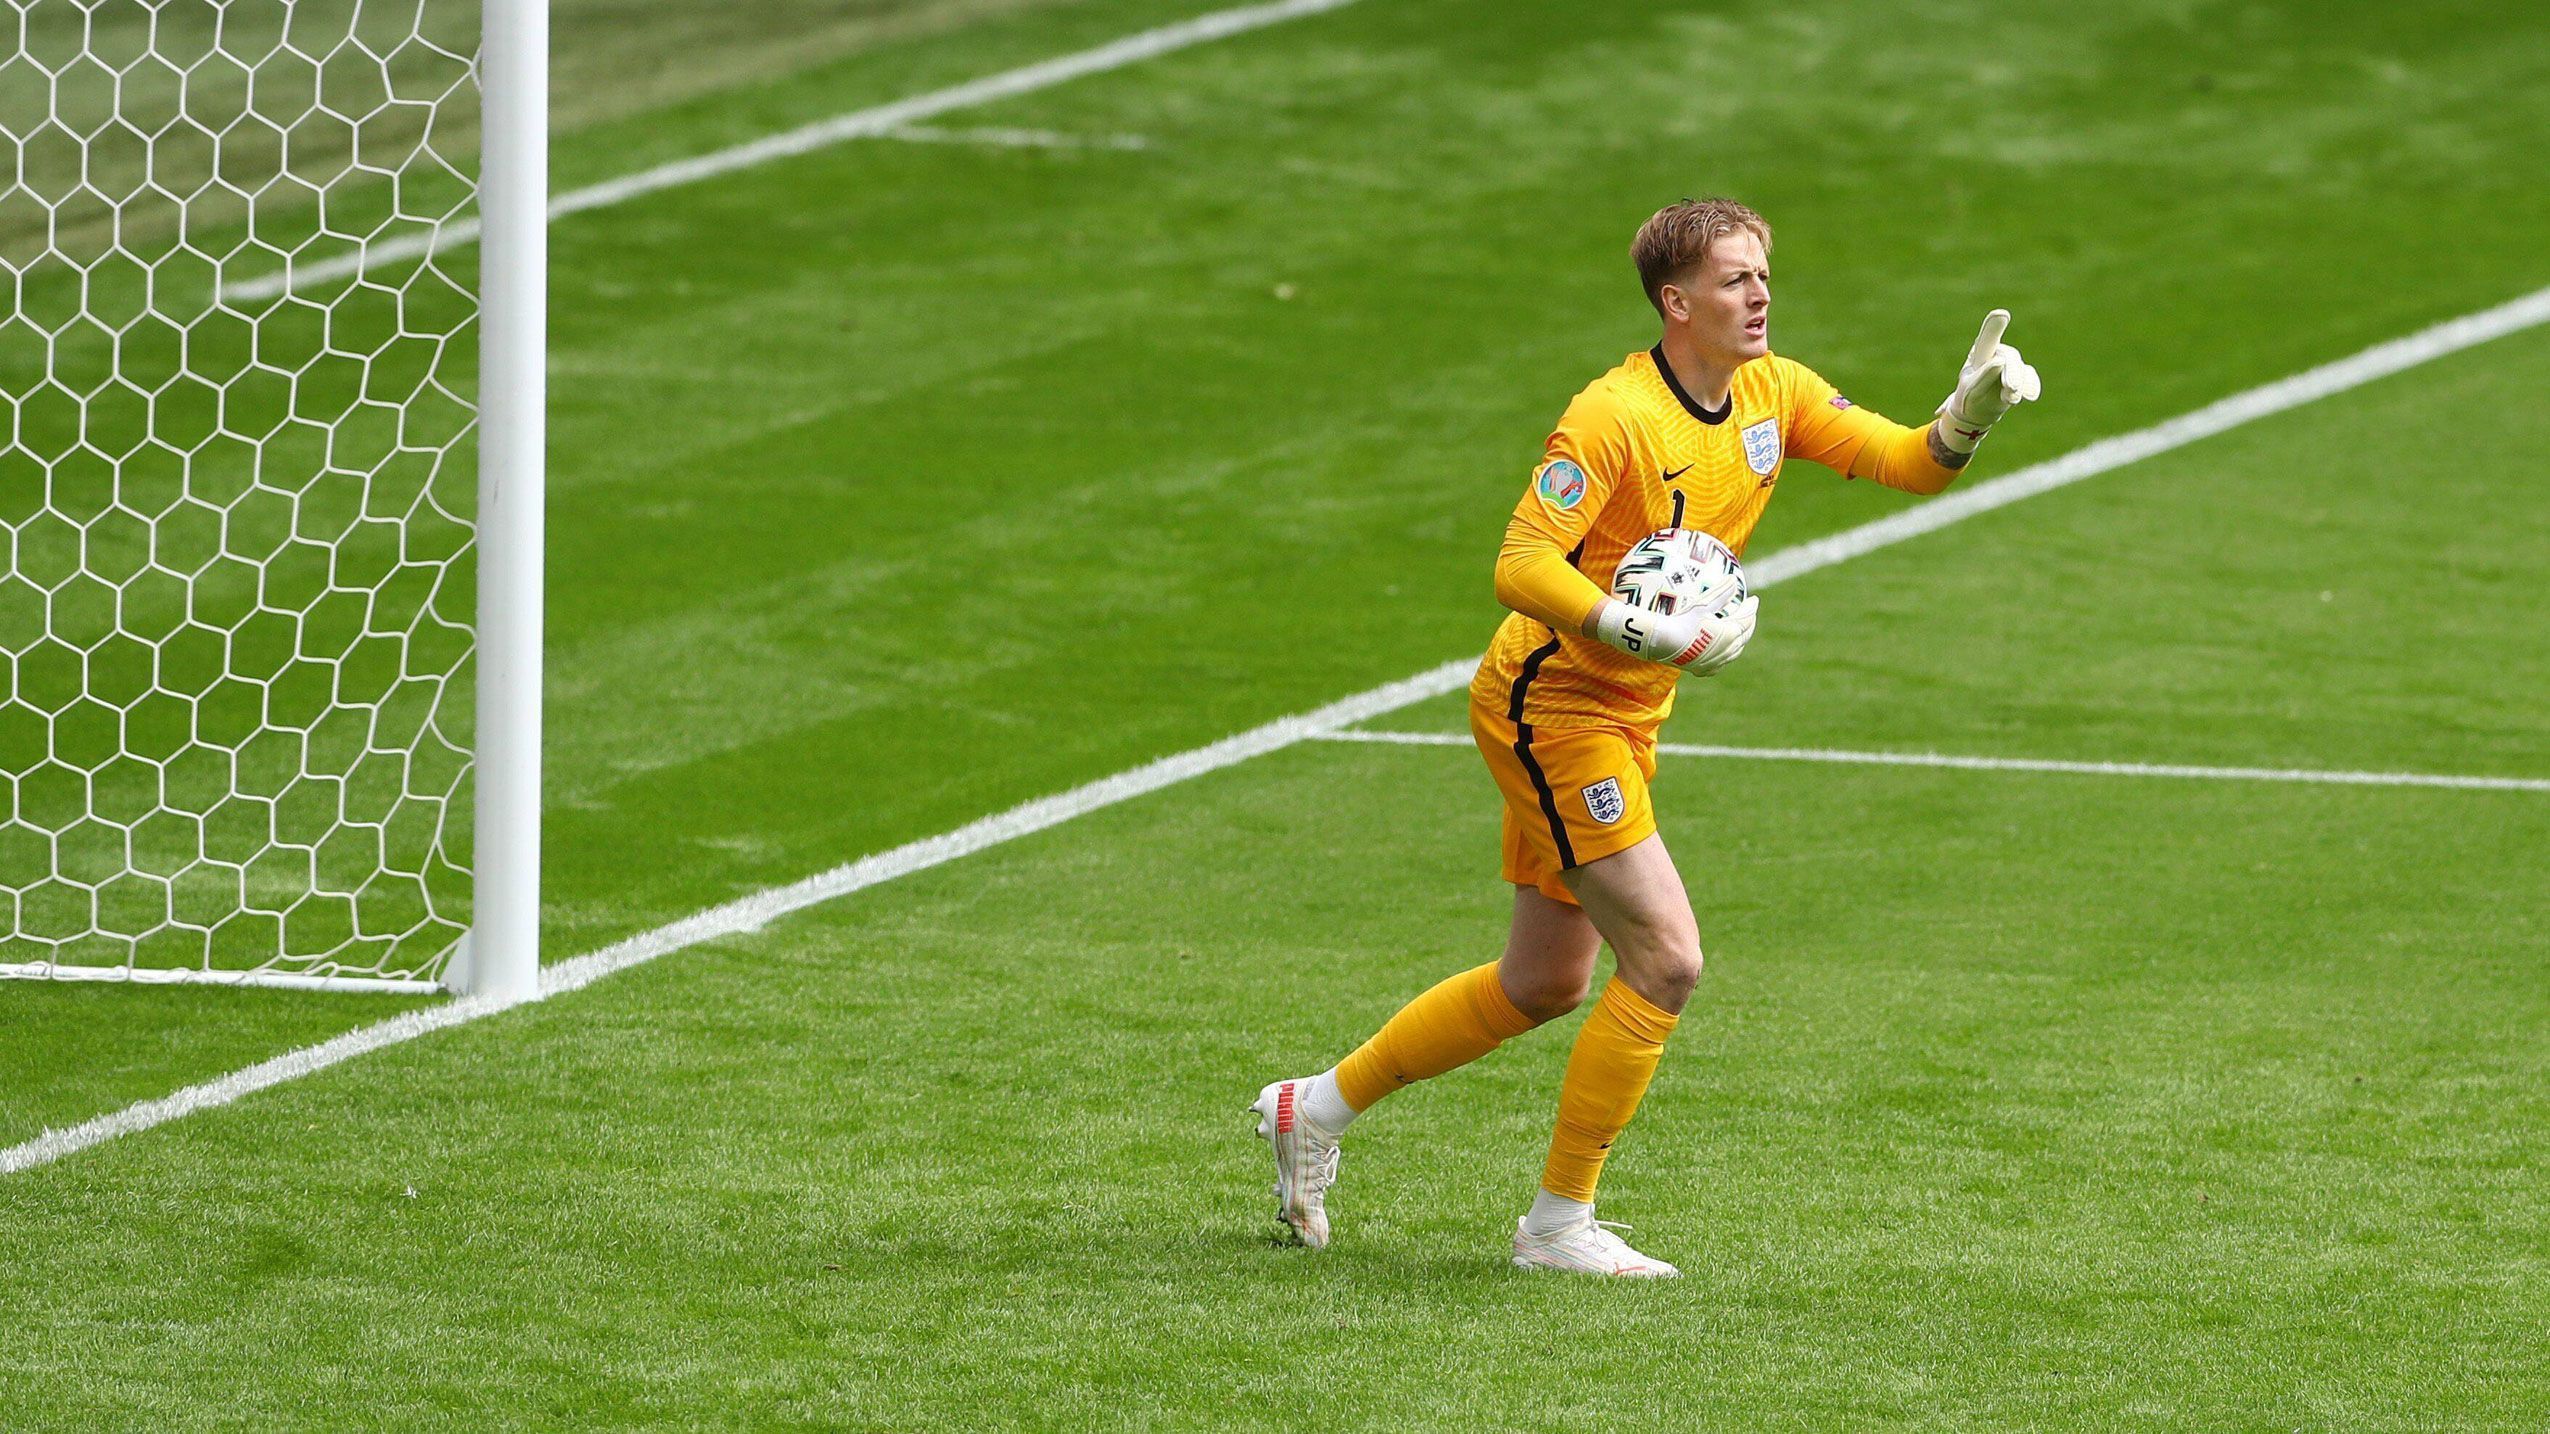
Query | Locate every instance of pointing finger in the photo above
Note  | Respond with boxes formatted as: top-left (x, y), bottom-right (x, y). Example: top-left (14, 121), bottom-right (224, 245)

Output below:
top-left (1964, 308), bottom-right (2010, 370)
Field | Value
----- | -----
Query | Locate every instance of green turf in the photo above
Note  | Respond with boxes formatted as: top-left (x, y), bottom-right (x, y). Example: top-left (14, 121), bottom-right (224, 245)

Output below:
top-left (2, 697), bottom-right (2543, 1426)
top-left (0, 983), bottom-right (436, 1145)
top-left (531, 0), bottom-right (2550, 960)
top-left (6, 0), bottom-right (2550, 1425)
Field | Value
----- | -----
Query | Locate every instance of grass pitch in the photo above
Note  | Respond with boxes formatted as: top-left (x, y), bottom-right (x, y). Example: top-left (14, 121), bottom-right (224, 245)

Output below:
top-left (6, 0), bottom-right (2550, 1427)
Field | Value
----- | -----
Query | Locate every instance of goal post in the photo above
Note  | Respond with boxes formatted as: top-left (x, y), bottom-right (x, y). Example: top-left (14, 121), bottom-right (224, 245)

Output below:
top-left (0, 0), bottom-right (547, 1000)
top-left (466, 0), bottom-right (548, 1006)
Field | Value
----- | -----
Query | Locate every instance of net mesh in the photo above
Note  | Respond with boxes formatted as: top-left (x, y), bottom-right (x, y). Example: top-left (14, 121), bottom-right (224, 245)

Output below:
top-left (2, 1), bottom-right (483, 985)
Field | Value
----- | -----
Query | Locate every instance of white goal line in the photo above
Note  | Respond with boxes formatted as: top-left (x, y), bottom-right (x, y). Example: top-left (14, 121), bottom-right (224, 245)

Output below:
top-left (1316, 729), bottom-right (2550, 794)
top-left (7, 276), bottom-right (2548, 1175)
top-left (216, 0), bottom-right (1348, 303)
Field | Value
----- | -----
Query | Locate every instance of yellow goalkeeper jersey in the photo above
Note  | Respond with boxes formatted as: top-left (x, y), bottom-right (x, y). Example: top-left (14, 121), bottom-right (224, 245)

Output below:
top-left (1470, 345), bottom-right (1954, 731)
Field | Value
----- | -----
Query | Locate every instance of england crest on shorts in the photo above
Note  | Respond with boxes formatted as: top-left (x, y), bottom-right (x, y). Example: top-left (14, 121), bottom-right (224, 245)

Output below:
top-left (1582, 777), bottom-right (1625, 825)
top-left (1741, 418), bottom-right (1782, 476)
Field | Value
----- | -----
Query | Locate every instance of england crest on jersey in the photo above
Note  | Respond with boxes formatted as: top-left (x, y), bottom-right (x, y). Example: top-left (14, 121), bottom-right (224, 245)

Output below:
top-left (1582, 777), bottom-right (1625, 825)
top-left (1741, 418), bottom-right (1782, 476)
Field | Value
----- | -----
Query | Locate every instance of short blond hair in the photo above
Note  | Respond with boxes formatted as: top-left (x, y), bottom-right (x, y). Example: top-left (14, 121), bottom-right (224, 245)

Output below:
top-left (1632, 198), bottom-right (1771, 314)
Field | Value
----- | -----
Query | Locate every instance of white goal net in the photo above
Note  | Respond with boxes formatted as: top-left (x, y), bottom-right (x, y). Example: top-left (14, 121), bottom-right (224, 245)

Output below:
top-left (1, 0), bottom-right (544, 996)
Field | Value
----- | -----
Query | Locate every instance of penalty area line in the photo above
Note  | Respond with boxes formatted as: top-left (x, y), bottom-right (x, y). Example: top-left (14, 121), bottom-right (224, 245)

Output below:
top-left (10, 284), bottom-right (2550, 1178)
top-left (1317, 729), bottom-right (2550, 794)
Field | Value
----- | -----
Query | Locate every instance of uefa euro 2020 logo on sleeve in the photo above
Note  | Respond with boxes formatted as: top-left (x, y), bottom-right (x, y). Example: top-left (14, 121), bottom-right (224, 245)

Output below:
top-left (1535, 458), bottom-right (1587, 511)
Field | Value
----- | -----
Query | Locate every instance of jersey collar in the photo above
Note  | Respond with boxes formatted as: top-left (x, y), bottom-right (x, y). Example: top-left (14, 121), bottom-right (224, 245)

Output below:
top-left (1649, 344), bottom-right (1733, 425)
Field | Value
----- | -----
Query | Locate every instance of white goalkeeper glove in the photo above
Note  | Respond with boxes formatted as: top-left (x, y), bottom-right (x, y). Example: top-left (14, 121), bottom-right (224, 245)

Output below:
top-left (1590, 592), bottom-right (1758, 676)
top-left (1934, 308), bottom-right (2041, 455)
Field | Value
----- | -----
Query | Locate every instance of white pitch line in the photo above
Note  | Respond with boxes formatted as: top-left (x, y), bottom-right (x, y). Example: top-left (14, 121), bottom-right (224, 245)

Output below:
top-left (1317, 729), bottom-right (2550, 793)
top-left (0, 662), bottom-right (1469, 1178)
top-left (215, 0), bottom-right (1350, 303)
top-left (882, 125), bottom-right (1153, 151)
top-left (532, 661), bottom-right (1469, 1001)
top-left (0, 992), bottom-right (519, 1177)
top-left (11, 286), bottom-right (2550, 1179)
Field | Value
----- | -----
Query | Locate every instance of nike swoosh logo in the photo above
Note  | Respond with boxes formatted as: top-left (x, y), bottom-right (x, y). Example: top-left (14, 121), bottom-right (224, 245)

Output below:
top-left (1661, 465), bottom-right (1691, 482)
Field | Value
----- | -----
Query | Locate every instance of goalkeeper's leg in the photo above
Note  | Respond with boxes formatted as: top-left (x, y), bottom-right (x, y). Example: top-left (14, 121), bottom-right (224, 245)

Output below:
top-left (1253, 889), bottom-right (1599, 1248)
top-left (1336, 890), bottom-right (1600, 1109)
top-left (1511, 833), bottom-right (1697, 1277)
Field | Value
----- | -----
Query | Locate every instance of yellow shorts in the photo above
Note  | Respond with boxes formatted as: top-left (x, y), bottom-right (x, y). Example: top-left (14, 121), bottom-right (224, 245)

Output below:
top-left (1468, 699), bottom-right (1658, 906)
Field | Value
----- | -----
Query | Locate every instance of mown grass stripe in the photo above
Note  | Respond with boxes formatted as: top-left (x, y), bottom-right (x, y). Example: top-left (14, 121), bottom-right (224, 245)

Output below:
top-left (11, 282), bottom-right (2547, 1178)
top-left (218, 0), bottom-right (1360, 302)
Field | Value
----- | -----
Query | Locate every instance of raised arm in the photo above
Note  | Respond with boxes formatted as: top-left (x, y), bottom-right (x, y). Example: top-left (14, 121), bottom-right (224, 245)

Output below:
top-left (1784, 311), bottom-right (2042, 494)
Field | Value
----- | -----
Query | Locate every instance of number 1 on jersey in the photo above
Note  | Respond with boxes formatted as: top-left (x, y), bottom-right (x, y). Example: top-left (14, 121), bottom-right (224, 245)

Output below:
top-left (1669, 488), bottom-right (1687, 529)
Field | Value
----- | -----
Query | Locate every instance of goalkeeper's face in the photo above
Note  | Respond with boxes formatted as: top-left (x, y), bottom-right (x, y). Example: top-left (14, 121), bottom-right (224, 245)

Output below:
top-left (1669, 232), bottom-right (1771, 365)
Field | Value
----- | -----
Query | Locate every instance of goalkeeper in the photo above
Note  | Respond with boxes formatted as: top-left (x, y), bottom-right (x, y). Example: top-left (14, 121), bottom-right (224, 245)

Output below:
top-left (1253, 198), bottom-right (2040, 1276)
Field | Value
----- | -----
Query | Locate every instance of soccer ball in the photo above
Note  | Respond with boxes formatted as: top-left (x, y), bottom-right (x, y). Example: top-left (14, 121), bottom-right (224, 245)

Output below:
top-left (1612, 528), bottom-right (1747, 620)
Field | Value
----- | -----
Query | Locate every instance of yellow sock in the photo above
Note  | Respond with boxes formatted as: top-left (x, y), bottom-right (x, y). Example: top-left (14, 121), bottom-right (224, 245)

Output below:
top-left (1333, 962), bottom-right (1537, 1113)
top-left (1541, 977), bottom-right (1679, 1201)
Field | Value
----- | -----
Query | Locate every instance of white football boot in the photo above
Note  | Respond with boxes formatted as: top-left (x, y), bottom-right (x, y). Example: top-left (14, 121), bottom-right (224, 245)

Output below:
top-left (1510, 1212), bottom-right (1681, 1278)
top-left (1250, 1078), bottom-right (1342, 1250)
